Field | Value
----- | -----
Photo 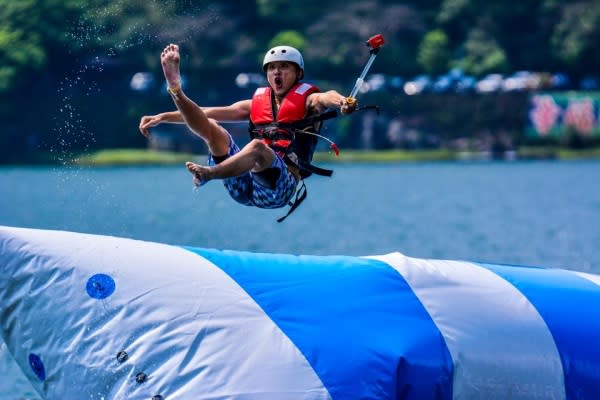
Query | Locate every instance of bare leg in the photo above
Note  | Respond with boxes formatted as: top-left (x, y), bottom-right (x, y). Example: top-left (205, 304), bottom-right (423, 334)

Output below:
top-left (161, 44), bottom-right (230, 156)
top-left (186, 139), bottom-right (275, 186)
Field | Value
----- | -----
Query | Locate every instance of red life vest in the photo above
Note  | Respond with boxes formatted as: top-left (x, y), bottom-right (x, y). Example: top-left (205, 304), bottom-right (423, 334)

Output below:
top-left (250, 82), bottom-right (320, 124)
top-left (249, 83), bottom-right (320, 155)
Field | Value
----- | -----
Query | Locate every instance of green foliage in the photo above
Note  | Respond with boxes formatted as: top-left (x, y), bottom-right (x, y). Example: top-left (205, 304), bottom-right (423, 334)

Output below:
top-left (2, 0), bottom-right (600, 164)
top-left (1, 0), bottom-right (598, 90)
top-left (0, 28), bottom-right (45, 91)
top-left (418, 29), bottom-right (451, 75)
top-left (78, 0), bottom-right (221, 69)
top-left (268, 31), bottom-right (306, 52)
top-left (257, 0), bottom-right (344, 24)
top-left (457, 28), bottom-right (508, 76)
top-left (73, 148), bottom-right (198, 166)
top-left (302, 1), bottom-right (425, 76)
top-left (0, 0), bottom-right (86, 91)
top-left (314, 149), bottom-right (456, 163)
top-left (551, 2), bottom-right (600, 72)
top-left (437, 0), bottom-right (469, 24)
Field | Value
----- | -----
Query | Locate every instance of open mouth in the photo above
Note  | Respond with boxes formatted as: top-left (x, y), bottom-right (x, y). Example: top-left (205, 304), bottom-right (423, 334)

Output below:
top-left (274, 77), bottom-right (283, 88)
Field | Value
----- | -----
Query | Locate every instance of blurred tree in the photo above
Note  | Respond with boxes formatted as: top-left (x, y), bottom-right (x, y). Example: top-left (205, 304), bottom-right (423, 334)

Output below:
top-left (256, 0), bottom-right (345, 28)
top-left (482, 0), bottom-right (553, 72)
top-left (436, 0), bottom-right (554, 74)
top-left (0, 27), bottom-right (45, 92)
top-left (304, 1), bottom-right (425, 78)
top-left (418, 29), bottom-right (451, 75)
top-left (268, 30), bottom-right (306, 52)
top-left (549, 0), bottom-right (600, 77)
top-left (81, 0), bottom-right (242, 70)
top-left (437, 0), bottom-right (469, 23)
top-left (3, 0), bottom-right (600, 164)
top-left (0, 0), bottom-right (84, 92)
top-left (455, 27), bottom-right (508, 76)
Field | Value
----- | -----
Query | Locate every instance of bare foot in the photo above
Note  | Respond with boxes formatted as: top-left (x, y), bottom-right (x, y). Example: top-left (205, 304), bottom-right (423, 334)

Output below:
top-left (186, 161), bottom-right (214, 187)
top-left (161, 44), bottom-right (181, 91)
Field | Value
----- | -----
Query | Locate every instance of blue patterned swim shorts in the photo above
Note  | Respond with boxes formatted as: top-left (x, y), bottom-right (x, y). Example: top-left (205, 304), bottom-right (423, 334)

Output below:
top-left (208, 137), bottom-right (298, 209)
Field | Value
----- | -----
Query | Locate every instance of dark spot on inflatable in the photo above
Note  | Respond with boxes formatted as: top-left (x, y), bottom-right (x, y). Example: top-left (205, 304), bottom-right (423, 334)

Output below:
top-left (116, 350), bottom-right (128, 363)
top-left (152, 395), bottom-right (164, 400)
top-left (28, 353), bottom-right (45, 381)
top-left (86, 274), bottom-right (116, 299)
top-left (135, 372), bottom-right (147, 383)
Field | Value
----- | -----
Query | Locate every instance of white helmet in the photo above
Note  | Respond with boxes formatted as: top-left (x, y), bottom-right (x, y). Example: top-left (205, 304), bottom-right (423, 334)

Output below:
top-left (262, 46), bottom-right (304, 72)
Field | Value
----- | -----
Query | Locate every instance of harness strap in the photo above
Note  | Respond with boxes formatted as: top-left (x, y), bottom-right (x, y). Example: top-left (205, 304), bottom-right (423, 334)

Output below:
top-left (250, 125), bottom-right (294, 140)
top-left (285, 152), bottom-right (333, 177)
top-left (295, 158), bottom-right (333, 177)
top-left (301, 109), bottom-right (339, 124)
top-left (250, 110), bottom-right (336, 139)
top-left (277, 180), bottom-right (308, 223)
top-left (295, 104), bottom-right (380, 126)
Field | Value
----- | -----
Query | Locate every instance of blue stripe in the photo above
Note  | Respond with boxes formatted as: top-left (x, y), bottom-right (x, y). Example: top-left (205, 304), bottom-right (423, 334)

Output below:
top-left (187, 248), bottom-right (453, 400)
top-left (479, 263), bottom-right (600, 400)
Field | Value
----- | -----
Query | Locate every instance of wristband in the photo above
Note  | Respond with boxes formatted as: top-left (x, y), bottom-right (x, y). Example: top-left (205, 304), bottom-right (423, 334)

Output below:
top-left (167, 84), bottom-right (182, 97)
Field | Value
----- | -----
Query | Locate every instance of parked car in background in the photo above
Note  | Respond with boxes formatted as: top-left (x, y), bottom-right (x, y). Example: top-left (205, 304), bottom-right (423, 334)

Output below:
top-left (502, 71), bottom-right (539, 92)
top-left (431, 68), bottom-right (476, 93)
top-left (364, 73), bottom-right (387, 93)
top-left (404, 75), bottom-right (432, 95)
top-left (550, 73), bottom-right (572, 90)
top-left (388, 76), bottom-right (405, 93)
top-left (475, 74), bottom-right (504, 93)
top-left (432, 74), bottom-right (454, 93)
top-left (235, 72), bottom-right (267, 88)
top-left (455, 75), bottom-right (477, 93)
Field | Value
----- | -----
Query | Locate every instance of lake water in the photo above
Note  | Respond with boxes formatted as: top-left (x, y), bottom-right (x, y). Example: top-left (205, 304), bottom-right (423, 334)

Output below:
top-left (1, 160), bottom-right (600, 398)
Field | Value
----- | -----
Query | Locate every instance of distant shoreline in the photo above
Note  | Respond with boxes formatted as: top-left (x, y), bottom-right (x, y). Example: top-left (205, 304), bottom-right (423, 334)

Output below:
top-left (6, 147), bottom-right (600, 167)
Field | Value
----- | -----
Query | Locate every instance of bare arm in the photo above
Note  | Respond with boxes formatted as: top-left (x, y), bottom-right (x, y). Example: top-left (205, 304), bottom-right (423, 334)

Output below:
top-left (139, 111), bottom-right (184, 137)
top-left (306, 90), bottom-right (356, 115)
top-left (154, 111), bottom-right (184, 123)
top-left (139, 100), bottom-right (251, 137)
top-left (202, 99), bottom-right (252, 121)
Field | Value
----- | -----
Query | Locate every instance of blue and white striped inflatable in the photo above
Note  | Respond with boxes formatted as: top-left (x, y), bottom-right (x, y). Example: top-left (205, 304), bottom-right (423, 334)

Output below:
top-left (1, 225), bottom-right (599, 399)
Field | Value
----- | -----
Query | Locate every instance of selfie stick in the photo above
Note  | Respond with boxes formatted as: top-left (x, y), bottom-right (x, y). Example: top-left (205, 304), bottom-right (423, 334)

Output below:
top-left (347, 34), bottom-right (385, 103)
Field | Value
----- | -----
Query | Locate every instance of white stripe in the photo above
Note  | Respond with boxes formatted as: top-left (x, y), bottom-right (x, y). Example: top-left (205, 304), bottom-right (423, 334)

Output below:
top-left (369, 253), bottom-right (565, 400)
top-left (573, 271), bottom-right (600, 287)
top-left (254, 87), bottom-right (266, 96)
top-left (294, 83), bottom-right (312, 95)
top-left (0, 227), bottom-right (329, 399)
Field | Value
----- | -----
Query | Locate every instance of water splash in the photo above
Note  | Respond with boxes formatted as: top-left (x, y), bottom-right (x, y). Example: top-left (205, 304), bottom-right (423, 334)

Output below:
top-left (50, 0), bottom-right (226, 167)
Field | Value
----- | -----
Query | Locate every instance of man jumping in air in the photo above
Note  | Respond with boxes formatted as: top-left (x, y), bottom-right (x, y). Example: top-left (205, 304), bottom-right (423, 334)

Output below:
top-left (139, 43), bottom-right (356, 221)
